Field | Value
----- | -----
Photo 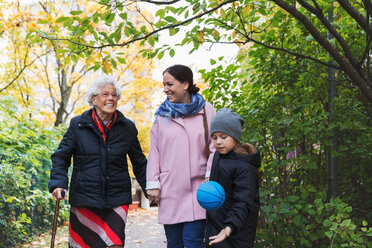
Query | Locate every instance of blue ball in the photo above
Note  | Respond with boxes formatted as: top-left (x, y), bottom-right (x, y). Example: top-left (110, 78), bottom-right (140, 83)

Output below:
top-left (197, 181), bottom-right (225, 210)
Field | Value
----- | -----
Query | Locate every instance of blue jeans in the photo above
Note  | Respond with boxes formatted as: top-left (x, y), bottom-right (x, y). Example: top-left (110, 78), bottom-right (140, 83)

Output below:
top-left (164, 220), bottom-right (206, 248)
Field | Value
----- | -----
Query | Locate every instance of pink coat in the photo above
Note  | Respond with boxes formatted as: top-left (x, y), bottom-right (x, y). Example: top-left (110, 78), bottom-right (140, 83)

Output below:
top-left (146, 102), bottom-right (216, 224)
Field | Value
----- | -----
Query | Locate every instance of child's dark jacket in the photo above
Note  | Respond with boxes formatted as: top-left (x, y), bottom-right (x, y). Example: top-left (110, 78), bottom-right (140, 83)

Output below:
top-left (205, 145), bottom-right (261, 248)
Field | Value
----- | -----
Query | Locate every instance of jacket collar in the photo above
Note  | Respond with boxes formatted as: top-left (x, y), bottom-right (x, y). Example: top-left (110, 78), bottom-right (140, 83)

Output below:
top-left (78, 109), bottom-right (127, 127)
top-left (218, 149), bottom-right (261, 169)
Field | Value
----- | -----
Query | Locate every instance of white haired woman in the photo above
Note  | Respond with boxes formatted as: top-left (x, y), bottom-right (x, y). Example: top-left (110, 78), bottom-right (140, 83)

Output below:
top-left (49, 75), bottom-right (147, 248)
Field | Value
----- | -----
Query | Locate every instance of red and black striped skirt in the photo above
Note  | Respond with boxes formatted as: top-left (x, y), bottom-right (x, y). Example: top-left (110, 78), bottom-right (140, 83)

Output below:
top-left (68, 205), bottom-right (129, 248)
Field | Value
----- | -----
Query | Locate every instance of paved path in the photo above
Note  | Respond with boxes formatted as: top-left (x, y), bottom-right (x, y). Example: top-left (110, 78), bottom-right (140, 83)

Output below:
top-left (21, 207), bottom-right (166, 247)
top-left (126, 208), bottom-right (166, 247)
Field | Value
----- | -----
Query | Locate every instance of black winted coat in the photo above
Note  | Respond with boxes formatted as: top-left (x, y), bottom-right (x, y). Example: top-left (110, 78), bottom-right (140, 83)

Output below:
top-left (205, 145), bottom-right (261, 248)
top-left (48, 109), bottom-right (147, 209)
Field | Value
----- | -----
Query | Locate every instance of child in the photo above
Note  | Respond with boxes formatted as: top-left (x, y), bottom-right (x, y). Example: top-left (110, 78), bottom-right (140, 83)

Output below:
top-left (205, 108), bottom-right (261, 248)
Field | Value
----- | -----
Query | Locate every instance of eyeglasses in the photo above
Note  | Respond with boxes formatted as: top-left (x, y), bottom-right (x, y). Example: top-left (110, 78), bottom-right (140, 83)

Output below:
top-left (96, 92), bottom-right (119, 99)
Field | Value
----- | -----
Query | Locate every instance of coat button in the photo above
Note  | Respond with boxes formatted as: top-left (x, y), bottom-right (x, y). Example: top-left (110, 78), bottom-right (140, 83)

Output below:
top-left (106, 176), bottom-right (109, 179)
top-left (108, 148), bottom-right (111, 151)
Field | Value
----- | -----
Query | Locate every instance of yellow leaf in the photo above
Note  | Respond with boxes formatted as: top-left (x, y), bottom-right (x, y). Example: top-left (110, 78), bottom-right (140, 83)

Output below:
top-left (104, 61), bottom-right (111, 73)
top-left (220, 8), bottom-right (226, 18)
top-left (243, 6), bottom-right (251, 16)
top-left (280, 9), bottom-right (289, 15)
top-left (232, 30), bottom-right (238, 39)
top-left (234, 39), bottom-right (241, 47)
top-left (198, 31), bottom-right (204, 43)
top-left (246, 23), bottom-right (256, 31)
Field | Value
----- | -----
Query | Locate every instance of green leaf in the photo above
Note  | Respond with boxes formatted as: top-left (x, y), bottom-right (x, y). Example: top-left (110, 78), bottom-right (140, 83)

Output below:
top-left (38, 30), bottom-right (51, 38)
top-left (117, 57), bottom-right (126, 64)
top-left (119, 13), bottom-right (127, 20)
top-left (158, 51), bottom-right (165, 60)
top-left (106, 13), bottom-right (115, 24)
top-left (63, 18), bottom-right (74, 27)
top-left (210, 59), bottom-right (216, 65)
top-left (70, 10), bottom-right (83, 15)
top-left (169, 49), bottom-right (175, 57)
top-left (325, 231), bottom-right (333, 239)
top-left (323, 219), bottom-right (332, 227)
top-left (155, 9), bottom-right (165, 18)
top-left (148, 36), bottom-right (155, 46)
top-left (56, 17), bottom-right (69, 23)
top-left (37, 20), bottom-right (49, 24)
top-left (99, 32), bottom-right (114, 44)
top-left (93, 13), bottom-right (100, 23)
top-left (169, 28), bottom-right (180, 36)
top-left (165, 16), bottom-right (177, 23)
top-left (71, 54), bottom-right (77, 62)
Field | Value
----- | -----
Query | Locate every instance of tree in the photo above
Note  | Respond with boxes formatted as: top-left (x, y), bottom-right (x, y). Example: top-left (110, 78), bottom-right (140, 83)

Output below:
top-left (199, 41), bottom-right (372, 247)
top-left (36, 0), bottom-right (372, 103)
top-left (1, 0), bottom-right (159, 129)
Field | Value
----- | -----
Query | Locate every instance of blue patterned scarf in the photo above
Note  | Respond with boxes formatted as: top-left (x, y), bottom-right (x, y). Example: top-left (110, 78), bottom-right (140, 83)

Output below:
top-left (155, 93), bottom-right (206, 119)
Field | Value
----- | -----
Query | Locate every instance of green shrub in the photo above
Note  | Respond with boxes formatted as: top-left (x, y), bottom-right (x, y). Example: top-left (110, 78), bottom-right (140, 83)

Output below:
top-left (0, 98), bottom-right (68, 246)
top-left (257, 193), bottom-right (371, 247)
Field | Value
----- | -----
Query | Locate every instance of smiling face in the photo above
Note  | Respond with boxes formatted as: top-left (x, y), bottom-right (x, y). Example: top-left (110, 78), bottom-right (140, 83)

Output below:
top-left (163, 71), bottom-right (190, 103)
top-left (211, 132), bottom-right (237, 155)
top-left (92, 83), bottom-right (118, 121)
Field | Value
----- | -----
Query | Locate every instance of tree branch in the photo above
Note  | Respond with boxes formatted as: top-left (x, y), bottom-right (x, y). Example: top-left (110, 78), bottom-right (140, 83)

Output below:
top-left (297, 0), bottom-right (365, 78)
top-left (0, 46), bottom-right (38, 92)
top-left (272, 0), bottom-right (372, 102)
top-left (136, 0), bottom-right (180, 4)
top-left (212, 15), bottom-right (340, 69)
top-left (336, 0), bottom-right (372, 33)
top-left (39, 0), bottom-right (236, 50)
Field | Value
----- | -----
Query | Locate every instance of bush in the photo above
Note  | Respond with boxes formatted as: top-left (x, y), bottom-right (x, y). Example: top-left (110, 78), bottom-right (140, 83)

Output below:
top-left (257, 191), bottom-right (372, 247)
top-left (0, 98), bottom-right (68, 246)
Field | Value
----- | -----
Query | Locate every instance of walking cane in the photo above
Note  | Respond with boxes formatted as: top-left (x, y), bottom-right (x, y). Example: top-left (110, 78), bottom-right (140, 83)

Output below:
top-left (51, 190), bottom-right (65, 248)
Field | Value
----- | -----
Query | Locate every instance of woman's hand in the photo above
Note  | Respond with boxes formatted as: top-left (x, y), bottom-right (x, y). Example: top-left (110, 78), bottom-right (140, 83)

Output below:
top-left (146, 189), bottom-right (160, 204)
top-left (52, 188), bottom-right (67, 201)
top-left (203, 177), bottom-right (210, 183)
top-left (209, 226), bottom-right (232, 245)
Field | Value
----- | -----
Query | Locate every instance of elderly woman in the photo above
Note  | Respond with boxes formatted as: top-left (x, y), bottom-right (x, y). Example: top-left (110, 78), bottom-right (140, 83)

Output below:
top-left (48, 75), bottom-right (147, 248)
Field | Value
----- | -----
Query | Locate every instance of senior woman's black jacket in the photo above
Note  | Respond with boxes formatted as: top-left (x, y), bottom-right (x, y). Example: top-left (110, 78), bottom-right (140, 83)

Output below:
top-left (205, 145), bottom-right (261, 248)
top-left (48, 109), bottom-right (147, 209)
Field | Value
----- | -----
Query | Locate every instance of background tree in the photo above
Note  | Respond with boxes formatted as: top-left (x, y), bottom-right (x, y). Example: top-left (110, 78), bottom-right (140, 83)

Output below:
top-left (0, 2), bottom-right (159, 245)
top-left (200, 40), bottom-right (372, 247)
top-left (1, 0), bottom-right (159, 129)
top-left (37, 0), bottom-right (371, 103)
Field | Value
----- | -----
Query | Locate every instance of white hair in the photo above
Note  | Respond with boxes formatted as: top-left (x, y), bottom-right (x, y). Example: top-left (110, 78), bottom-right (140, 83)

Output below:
top-left (86, 75), bottom-right (122, 107)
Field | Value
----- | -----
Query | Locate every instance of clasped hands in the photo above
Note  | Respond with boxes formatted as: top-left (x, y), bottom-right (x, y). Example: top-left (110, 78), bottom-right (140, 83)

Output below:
top-left (146, 189), bottom-right (160, 205)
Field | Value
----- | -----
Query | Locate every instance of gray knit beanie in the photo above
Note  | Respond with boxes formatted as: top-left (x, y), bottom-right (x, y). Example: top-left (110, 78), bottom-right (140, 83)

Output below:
top-left (210, 108), bottom-right (245, 142)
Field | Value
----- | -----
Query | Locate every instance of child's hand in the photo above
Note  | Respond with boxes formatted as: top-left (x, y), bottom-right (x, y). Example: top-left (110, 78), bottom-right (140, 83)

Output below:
top-left (209, 226), bottom-right (232, 245)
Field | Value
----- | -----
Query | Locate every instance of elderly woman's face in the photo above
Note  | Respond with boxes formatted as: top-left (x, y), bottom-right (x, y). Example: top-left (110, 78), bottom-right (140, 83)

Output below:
top-left (92, 84), bottom-right (118, 117)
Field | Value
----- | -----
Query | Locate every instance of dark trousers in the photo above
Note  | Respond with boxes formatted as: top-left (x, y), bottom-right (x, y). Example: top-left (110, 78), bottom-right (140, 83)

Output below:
top-left (164, 220), bottom-right (206, 248)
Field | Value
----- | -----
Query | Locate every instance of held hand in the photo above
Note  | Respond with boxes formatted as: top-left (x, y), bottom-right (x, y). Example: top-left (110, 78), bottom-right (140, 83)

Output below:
top-left (203, 177), bottom-right (210, 183)
top-left (209, 226), bottom-right (232, 245)
top-left (147, 189), bottom-right (160, 204)
top-left (52, 188), bottom-right (67, 201)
